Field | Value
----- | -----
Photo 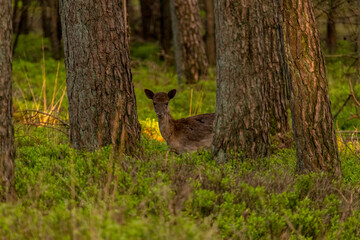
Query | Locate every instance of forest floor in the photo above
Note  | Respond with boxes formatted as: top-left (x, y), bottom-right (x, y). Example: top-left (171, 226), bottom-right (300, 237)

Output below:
top-left (1, 34), bottom-right (360, 239)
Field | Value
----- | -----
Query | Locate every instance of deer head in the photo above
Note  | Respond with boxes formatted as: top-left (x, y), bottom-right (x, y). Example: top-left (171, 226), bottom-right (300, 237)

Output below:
top-left (144, 89), bottom-right (177, 118)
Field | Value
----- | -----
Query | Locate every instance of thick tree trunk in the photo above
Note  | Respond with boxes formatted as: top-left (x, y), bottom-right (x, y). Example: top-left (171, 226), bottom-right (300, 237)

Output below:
top-left (49, 0), bottom-right (62, 60)
top-left (283, 0), bottom-right (341, 175)
top-left (204, 0), bottom-right (216, 66)
top-left (0, 0), bottom-right (15, 200)
top-left (267, 0), bottom-right (289, 138)
top-left (170, 0), bottom-right (208, 84)
top-left (160, 0), bottom-right (172, 58)
top-left (59, 0), bottom-right (141, 154)
top-left (212, 0), bottom-right (280, 162)
top-left (326, 0), bottom-right (337, 54)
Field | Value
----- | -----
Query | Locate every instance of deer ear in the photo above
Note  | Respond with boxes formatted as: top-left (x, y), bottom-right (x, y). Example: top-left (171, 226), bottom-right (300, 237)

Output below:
top-left (144, 89), bottom-right (154, 99)
top-left (168, 89), bottom-right (177, 99)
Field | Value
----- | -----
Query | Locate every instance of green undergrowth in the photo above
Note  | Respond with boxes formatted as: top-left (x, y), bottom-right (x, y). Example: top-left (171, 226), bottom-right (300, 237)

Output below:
top-left (4, 34), bottom-right (360, 239)
top-left (0, 126), bottom-right (359, 239)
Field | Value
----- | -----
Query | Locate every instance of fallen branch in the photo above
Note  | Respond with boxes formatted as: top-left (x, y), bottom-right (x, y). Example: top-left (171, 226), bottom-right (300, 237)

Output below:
top-left (19, 109), bottom-right (69, 127)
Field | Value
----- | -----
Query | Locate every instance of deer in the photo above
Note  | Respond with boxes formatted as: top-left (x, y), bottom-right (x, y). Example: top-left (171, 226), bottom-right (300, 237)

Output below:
top-left (144, 89), bottom-right (215, 154)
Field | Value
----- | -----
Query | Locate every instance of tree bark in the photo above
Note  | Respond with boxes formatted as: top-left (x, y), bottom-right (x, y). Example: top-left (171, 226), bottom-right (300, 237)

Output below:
top-left (283, 0), bottom-right (341, 175)
top-left (59, 0), bottom-right (141, 154)
top-left (204, 0), bottom-right (216, 66)
top-left (170, 0), bottom-right (208, 84)
top-left (49, 0), bottom-right (62, 60)
top-left (0, 0), bottom-right (15, 200)
top-left (267, 0), bottom-right (290, 138)
top-left (326, 0), bottom-right (337, 54)
top-left (212, 0), bottom-right (279, 162)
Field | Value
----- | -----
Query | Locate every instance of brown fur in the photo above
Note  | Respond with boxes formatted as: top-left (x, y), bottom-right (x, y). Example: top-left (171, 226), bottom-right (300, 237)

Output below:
top-left (145, 89), bottom-right (215, 154)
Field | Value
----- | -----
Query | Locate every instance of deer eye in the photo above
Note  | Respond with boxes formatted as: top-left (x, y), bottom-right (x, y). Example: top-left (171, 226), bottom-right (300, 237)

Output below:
top-left (153, 103), bottom-right (157, 106)
top-left (165, 102), bottom-right (169, 106)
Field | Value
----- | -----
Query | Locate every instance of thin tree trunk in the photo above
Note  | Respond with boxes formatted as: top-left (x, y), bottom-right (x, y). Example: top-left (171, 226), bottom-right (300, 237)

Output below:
top-left (12, 0), bottom-right (30, 55)
top-left (49, 0), bottom-right (62, 60)
top-left (326, 0), bottom-right (337, 54)
top-left (0, 0), bottom-right (15, 201)
top-left (59, 0), bottom-right (141, 154)
top-left (160, 0), bottom-right (172, 58)
top-left (126, 0), bottom-right (136, 36)
top-left (152, 0), bottom-right (162, 40)
top-left (12, 0), bottom-right (19, 30)
top-left (357, 0), bottom-right (360, 67)
top-left (212, 0), bottom-right (277, 162)
top-left (283, 0), bottom-right (341, 175)
top-left (41, 0), bottom-right (51, 38)
top-left (19, 0), bottom-right (29, 34)
top-left (170, 0), bottom-right (208, 84)
top-left (140, 0), bottom-right (152, 40)
top-left (204, 0), bottom-right (215, 66)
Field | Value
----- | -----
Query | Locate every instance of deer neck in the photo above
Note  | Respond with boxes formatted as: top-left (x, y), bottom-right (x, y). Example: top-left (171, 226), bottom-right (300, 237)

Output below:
top-left (157, 112), bottom-right (174, 142)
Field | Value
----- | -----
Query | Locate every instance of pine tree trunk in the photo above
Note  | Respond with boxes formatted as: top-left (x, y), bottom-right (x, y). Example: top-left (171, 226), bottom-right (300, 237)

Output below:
top-left (0, 0), bottom-right (15, 200)
top-left (49, 0), bottom-right (62, 60)
top-left (212, 0), bottom-right (278, 162)
top-left (326, 0), bottom-right (337, 54)
top-left (170, 0), bottom-right (208, 84)
top-left (19, 0), bottom-right (29, 34)
top-left (357, 0), bottom-right (360, 67)
top-left (267, 0), bottom-right (289, 138)
top-left (140, 0), bottom-right (152, 40)
top-left (283, 0), bottom-right (341, 175)
top-left (59, 0), bottom-right (141, 154)
top-left (41, 0), bottom-right (51, 38)
top-left (204, 0), bottom-right (216, 66)
top-left (160, 0), bottom-right (172, 58)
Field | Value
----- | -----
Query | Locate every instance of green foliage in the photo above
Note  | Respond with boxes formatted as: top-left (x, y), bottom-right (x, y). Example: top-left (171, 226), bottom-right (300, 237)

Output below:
top-left (326, 40), bottom-right (360, 130)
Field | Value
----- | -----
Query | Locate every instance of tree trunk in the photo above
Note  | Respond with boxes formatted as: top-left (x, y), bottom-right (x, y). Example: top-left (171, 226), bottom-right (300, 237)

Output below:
top-left (41, 0), bottom-right (51, 38)
top-left (204, 0), bottom-right (216, 66)
top-left (357, 0), bottom-right (360, 67)
top-left (140, 0), bottom-right (152, 40)
top-left (170, 0), bottom-right (208, 84)
top-left (126, 0), bottom-right (136, 36)
top-left (0, 0), bottom-right (15, 201)
top-left (49, 0), bottom-right (62, 60)
top-left (59, 0), bottom-right (141, 154)
top-left (19, 0), bottom-right (29, 34)
top-left (12, 0), bottom-right (19, 31)
top-left (267, 0), bottom-right (289, 139)
top-left (283, 0), bottom-right (341, 175)
top-left (12, 0), bottom-right (30, 55)
top-left (212, 0), bottom-right (279, 162)
top-left (326, 0), bottom-right (337, 54)
top-left (160, 0), bottom-right (172, 59)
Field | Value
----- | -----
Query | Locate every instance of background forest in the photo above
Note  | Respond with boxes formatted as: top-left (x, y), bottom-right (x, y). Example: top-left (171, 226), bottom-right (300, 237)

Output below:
top-left (1, 0), bottom-right (360, 239)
